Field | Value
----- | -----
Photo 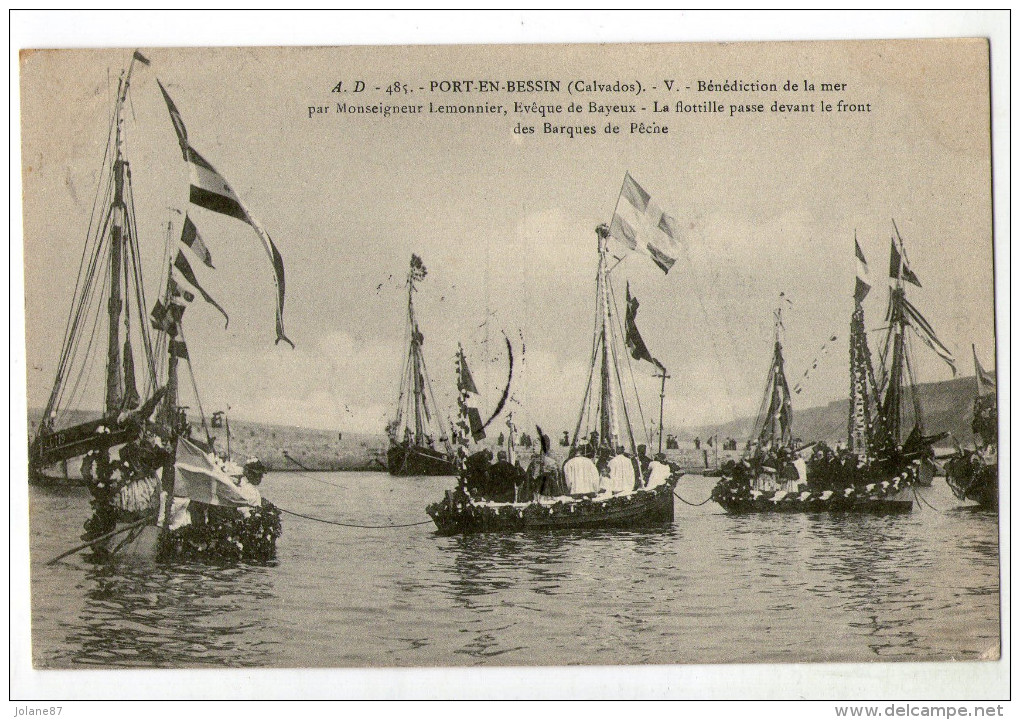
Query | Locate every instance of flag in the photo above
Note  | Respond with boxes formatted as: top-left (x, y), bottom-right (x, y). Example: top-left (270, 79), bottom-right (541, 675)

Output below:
top-left (170, 339), bottom-right (190, 360)
top-left (625, 282), bottom-right (666, 373)
top-left (174, 436), bottom-right (262, 507)
top-left (132, 50), bottom-right (150, 66)
top-left (158, 83), bottom-right (293, 348)
top-left (609, 173), bottom-right (681, 273)
top-left (150, 297), bottom-right (186, 335)
top-left (457, 346), bottom-right (485, 442)
top-left (890, 237), bottom-right (922, 287)
top-left (854, 238), bottom-right (871, 303)
top-left (901, 296), bottom-right (956, 376)
top-left (169, 277), bottom-right (195, 303)
top-left (180, 215), bottom-right (214, 268)
top-left (973, 345), bottom-right (996, 395)
top-left (173, 250), bottom-right (230, 328)
top-left (157, 80), bottom-right (188, 160)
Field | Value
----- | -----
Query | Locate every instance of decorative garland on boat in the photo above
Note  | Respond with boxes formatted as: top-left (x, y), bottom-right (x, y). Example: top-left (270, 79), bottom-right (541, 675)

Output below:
top-left (944, 451), bottom-right (996, 501)
top-left (711, 460), bottom-right (917, 507)
top-left (428, 480), bottom-right (674, 527)
top-left (155, 500), bottom-right (282, 563)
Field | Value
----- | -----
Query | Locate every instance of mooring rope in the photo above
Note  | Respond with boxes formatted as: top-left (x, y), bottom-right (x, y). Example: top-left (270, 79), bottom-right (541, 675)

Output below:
top-left (278, 452), bottom-right (434, 528)
top-left (277, 506), bottom-right (434, 529)
top-left (673, 489), bottom-right (714, 507)
top-left (912, 486), bottom-right (944, 513)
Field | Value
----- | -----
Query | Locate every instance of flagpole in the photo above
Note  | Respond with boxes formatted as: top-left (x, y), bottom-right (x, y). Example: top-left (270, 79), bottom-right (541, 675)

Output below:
top-left (654, 369), bottom-right (670, 455)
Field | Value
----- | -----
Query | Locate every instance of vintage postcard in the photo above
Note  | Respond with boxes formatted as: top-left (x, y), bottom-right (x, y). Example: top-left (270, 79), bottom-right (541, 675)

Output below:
top-left (15, 29), bottom-right (1004, 701)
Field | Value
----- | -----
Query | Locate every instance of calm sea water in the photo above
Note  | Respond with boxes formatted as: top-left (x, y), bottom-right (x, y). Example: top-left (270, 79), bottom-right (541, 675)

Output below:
top-left (28, 472), bottom-right (999, 668)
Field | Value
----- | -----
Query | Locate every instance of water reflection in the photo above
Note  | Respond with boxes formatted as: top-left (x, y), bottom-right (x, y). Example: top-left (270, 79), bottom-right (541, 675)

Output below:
top-left (62, 559), bottom-right (279, 667)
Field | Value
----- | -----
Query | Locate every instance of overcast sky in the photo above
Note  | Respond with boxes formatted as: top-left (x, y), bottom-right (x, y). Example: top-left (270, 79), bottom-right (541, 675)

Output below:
top-left (20, 40), bottom-right (995, 439)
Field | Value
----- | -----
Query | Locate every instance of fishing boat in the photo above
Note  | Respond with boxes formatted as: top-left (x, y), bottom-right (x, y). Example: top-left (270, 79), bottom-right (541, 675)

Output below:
top-left (712, 224), bottom-right (953, 514)
top-left (429, 178), bottom-right (684, 534)
top-left (30, 50), bottom-right (290, 562)
top-left (945, 346), bottom-right (998, 509)
top-left (386, 254), bottom-right (456, 476)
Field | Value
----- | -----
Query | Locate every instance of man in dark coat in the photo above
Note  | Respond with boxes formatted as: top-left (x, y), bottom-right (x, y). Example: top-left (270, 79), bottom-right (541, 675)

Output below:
top-left (488, 450), bottom-right (519, 502)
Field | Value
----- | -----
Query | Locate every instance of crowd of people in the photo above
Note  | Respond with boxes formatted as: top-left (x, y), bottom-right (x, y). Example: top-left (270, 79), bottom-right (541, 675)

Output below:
top-left (460, 440), bottom-right (676, 504)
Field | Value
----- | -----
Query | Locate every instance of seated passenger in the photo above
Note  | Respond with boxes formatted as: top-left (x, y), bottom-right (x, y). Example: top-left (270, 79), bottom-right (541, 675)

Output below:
top-left (487, 451), bottom-right (519, 502)
top-left (646, 453), bottom-right (672, 488)
top-left (563, 453), bottom-right (599, 495)
top-left (607, 447), bottom-right (636, 493)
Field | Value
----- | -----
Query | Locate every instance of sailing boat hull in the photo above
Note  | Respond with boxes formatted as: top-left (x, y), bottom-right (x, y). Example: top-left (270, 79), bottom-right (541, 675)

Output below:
top-left (427, 475), bottom-right (679, 535)
top-left (712, 459), bottom-right (922, 514)
top-left (387, 444), bottom-right (455, 476)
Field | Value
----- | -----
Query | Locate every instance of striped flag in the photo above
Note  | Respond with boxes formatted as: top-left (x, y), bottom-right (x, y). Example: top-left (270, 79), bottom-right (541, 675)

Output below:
top-left (854, 238), bottom-right (871, 302)
top-left (889, 239), bottom-right (922, 287)
top-left (175, 436), bottom-right (262, 507)
top-left (158, 82), bottom-right (293, 348)
top-left (609, 173), bottom-right (681, 273)
top-left (180, 215), bottom-right (214, 268)
top-left (173, 250), bottom-right (229, 328)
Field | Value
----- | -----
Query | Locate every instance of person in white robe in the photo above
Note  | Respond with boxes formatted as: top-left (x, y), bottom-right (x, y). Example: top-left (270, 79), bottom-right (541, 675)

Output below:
top-left (645, 454), bottom-right (672, 488)
top-left (607, 451), bottom-right (636, 493)
top-left (563, 454), bottom-right (599, 495)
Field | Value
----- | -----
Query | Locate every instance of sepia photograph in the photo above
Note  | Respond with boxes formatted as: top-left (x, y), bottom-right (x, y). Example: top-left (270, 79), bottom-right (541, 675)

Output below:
top-left (11, 10), bottom-right (1008, 706)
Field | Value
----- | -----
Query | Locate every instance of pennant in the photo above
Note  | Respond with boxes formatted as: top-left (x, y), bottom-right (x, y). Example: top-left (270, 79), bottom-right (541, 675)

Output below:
top-left (609, 173), bottom-right (681, 273)
top-left (180, 215), bottom-right (214, 268)
top-left (132, 50), bottom-right (151, 66)
top-left (158, 84), bottom-right (292, 348)
top-left (173, 250), bottom-right (229, 328)
top-left (169, 277), bottom-right (195, 303)
top-left (457, 346), bottom-right (485, 442)
top-left (157, 80), bottom-right (188, 160)
top-left (890, 238), bottom-right (922, 287)
top-left (901, 297), bottom-right (956, 375)
top-left (170, 339), bottom-right (190, 360)
top-left (625, 282), bottom-right (666, 373)
top-left (973, 345), bottom-right (996, 394)
top-left (854, 238), bottom-right (871, 303)
top-left (150, 298), bottom-right (186, 335)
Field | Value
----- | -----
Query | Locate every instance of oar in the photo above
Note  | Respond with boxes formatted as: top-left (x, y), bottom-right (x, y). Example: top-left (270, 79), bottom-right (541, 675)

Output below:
top-left (44, 513), bottom-right (155, 565)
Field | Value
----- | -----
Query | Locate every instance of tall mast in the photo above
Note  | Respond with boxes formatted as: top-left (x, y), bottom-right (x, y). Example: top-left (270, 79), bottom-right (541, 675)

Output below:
top-left (597, 226), bottom-right (621, 451)
top-left (104, 56), bottom-right (141, 416)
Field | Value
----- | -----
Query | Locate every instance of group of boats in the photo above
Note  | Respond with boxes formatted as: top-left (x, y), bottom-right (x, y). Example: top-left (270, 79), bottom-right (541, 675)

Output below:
top-left (28, 52), bottom-right (998, 564)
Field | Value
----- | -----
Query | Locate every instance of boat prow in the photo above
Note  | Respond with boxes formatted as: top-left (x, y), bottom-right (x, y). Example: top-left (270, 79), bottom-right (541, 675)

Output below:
top-left (427, 474), bottom-right (679, 535)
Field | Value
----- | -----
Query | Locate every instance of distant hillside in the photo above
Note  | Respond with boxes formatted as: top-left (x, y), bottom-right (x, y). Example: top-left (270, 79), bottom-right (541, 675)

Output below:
top-left (28, 409), bottom-right (389, 472)
top-left (686, 375), bottom-right (984, 448)
top-left (27, 374), bottom-right (986, 475)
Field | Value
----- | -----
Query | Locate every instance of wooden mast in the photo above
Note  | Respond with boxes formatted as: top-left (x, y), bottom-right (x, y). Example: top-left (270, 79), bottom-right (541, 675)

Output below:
top-left (597, 225), bottom-right (622, 452)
